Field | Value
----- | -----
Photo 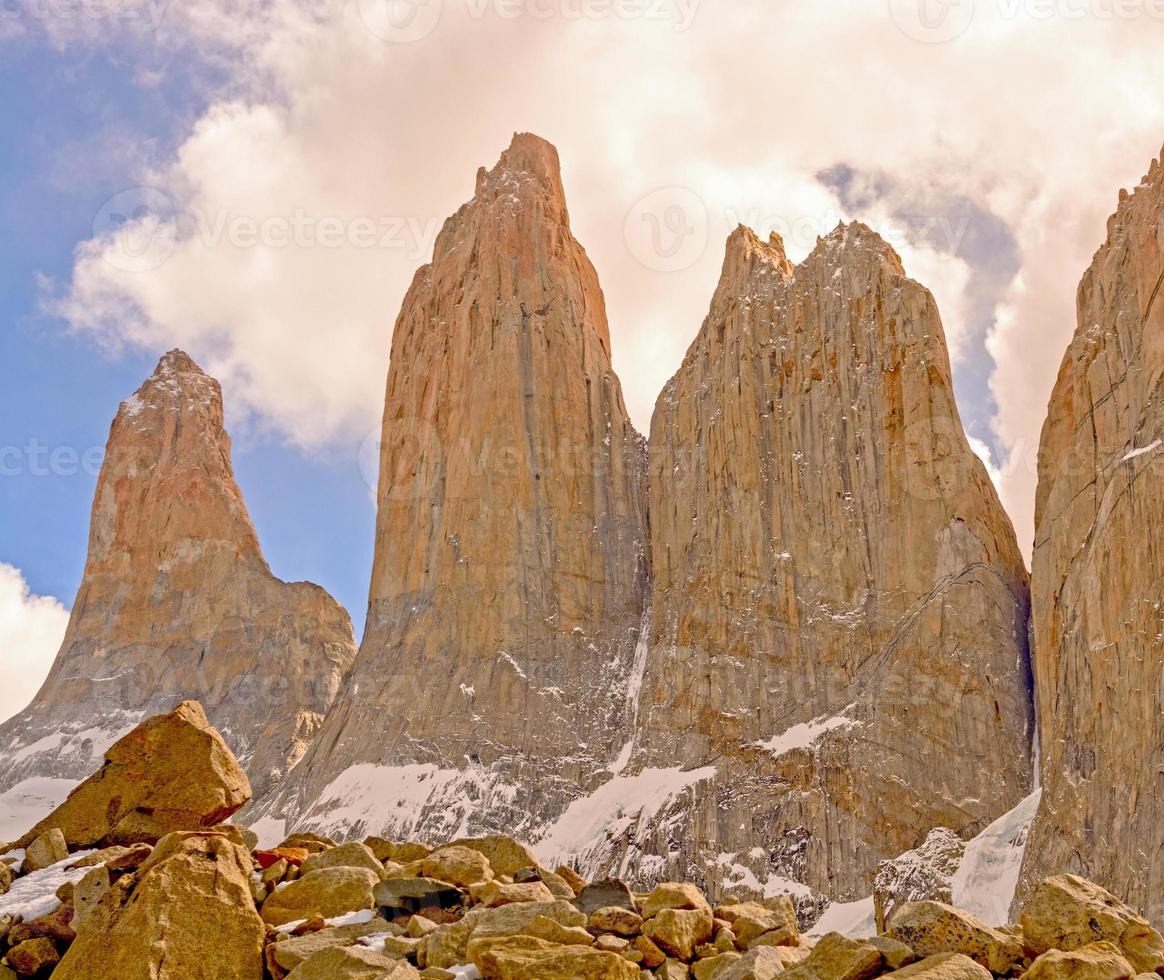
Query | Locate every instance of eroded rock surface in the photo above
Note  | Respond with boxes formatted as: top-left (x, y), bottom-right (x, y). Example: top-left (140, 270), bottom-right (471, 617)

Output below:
top-left (1019, 145), bottom-right (1164, 918)
top-left (0, 351), bottom-right (355, 802)
top-left (265, 133), bottom-right (649, 841)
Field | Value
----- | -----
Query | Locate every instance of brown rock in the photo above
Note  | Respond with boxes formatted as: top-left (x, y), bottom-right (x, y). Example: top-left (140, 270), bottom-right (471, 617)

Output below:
top-left (890, 953), bottom-right (993, 980)
top-left (635, 935), bottom-right (667, 968)
top-left (260, 867), bottom-right (379, 927)
top-left (258, 848), bottom-right (311, 869)
top-left (644, 907), bottom-right (714, 961)
top-left (778, 933), bottom-right (883, 980)
top-left (625, 222), bottom-right (1034, 898)
top-left (888, 900), bottom-right (1024, 974)
top-left (589, 906), bottom-right (644, 936)
top-left (473, 880), bottom-right (555, 907)
top-left (53, 829), bottom-right (264, 980)
top-left (714, 947), bottom-right (787, 980)
top-left (374, 876), bottom-right (467, 924)
top-left (0, 351), bottom-right (355, 805)
top-left (265, 917), bottom-right (395, 975)
top-left (641, 883), bottom-right (711, 919)
top-left (268, 133), bottom-right (649, 844)
top-left (6, 937), bottom-right (59, 976)
top-left (1020, 942), bottom-right (1136, 980)
top-left (510, 946), bottom-right (640, 978)
top-left (447, 837), bottom-right (538, 879)
top-left (422, 846), bottom-right (493, 888)
top-left (521, 914), bottom-right (594, 946)
top-left (14, 701), bottom-right (250, 849)
top-left (300, 842), bottom-right (385, 879)
top-left (284, 945), bottom-right (418, 979)
top-left (867, 935), bottom-right (919, 970)
top-left (1019, 875), bottom-right (1164, 974)
top-left (22, 828), bottom-right (68, 871)
top-left (1019, 145), bottom-right (1164, 919)
top-left (555, 866), bottom-right (587, 896)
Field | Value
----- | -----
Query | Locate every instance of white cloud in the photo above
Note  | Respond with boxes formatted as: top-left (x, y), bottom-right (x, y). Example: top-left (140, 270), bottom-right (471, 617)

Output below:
top-left (0, 565), bottom-right (70, 725)
top-left (44, 0), bottom-right (1164, 552)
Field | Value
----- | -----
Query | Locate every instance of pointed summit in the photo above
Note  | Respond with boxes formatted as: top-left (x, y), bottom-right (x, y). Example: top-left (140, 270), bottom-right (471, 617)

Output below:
top-left (261, 135), bottom-right (648, 843)
top-left (1019, 141), bottom-right (1164, 918)
top-left (574, 199), bottom-right (1034, 898)
top-left (0, 352), bottom-right (356, 805)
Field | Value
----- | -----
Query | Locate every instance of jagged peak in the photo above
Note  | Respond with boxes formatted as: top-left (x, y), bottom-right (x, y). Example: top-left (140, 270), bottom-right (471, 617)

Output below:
top-left (474, 132), bottom-right (566, 211)
top-left (154, 348), bottom-right (205, 378)
top-left (808, 220), bottom-right (905, 275)
top-left (716, 224), bottom-right (794, 295)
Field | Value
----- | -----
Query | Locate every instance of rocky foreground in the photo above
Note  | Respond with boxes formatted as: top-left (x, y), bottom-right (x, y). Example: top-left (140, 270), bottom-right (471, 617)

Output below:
top-left (0, 704), bottom-right (1160, 980)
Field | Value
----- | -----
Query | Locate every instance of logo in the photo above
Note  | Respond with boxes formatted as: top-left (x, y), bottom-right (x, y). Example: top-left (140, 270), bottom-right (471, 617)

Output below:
top-left (356, 0), bottom-right (443, 42)
top-left (624, 186), bottom-right (709, 273)
top-left (92, 187), bottom-right (177, 273)
top-left (888, 0), bottom-right (975, 42)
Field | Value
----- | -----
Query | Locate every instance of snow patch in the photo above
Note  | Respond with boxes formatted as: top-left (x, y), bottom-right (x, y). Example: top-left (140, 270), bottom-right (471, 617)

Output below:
top-left (951, 789), bottom-right (1041, 925)
top-left (1122, 439), bottom-right (1161, 461)
top-left (247, 814), bottom-right (287, 849)
top-left (275, 907), bottom-right (377, 934)
top-left (303, 762), bottom-right (518, 842)
top-left (0, 777), bottom-right (78, 843)
top-left (610, 605), bottom-right (651, 775)
top-left (533, 765), bottom-right (716, 873)
top-left (809, 896), bottom-right (876, 938)
top-left (0, 850), bottom-right (97, 922)
top-left (752, 707), bottom-right (860, 757)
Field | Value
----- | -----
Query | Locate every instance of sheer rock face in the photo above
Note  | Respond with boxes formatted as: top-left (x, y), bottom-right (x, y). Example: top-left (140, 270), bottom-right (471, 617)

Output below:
top-left (603, 225), bottom-right (1033, 900)
top-left (1018, 147), bottom-right (1164, 917)
top-left (270, 134), bottom-right (649, 840)
top-left (0, 351), bottom-right (356, 801)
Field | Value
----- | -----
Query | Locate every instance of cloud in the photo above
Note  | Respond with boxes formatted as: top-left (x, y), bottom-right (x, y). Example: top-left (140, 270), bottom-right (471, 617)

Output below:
top-left (43, 0), bottom-right (1164, 551)
top-left (0, 565), bottom-right (70, 724)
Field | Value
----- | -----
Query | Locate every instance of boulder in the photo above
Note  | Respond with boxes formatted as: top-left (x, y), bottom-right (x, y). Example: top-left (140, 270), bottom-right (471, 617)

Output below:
top-left (422, 846), bottom-right (493, 887)
top-left (261, 867), bottom-right (380, 927)
top-left (473, 880), bottom-right (556, 907)
top-left (300, 842), bottom-right (385, 879)
top-left (778, 933), bottom-right (882, 980)
top-left (1021, 876), bottom-right (1164, 974)
top-left (641, 882), bottom-right (711, 919)
top-left (890, 953), bottom-right (994, 980)
top-left (7, 937), bottom-right (60, 976)
top-left (265, 916), bottom-right (395, 976)
top-left (590, 906), bottom-right (644, 936)
top-left (522, 914), bottom-right (594, 946)
top-left (425, 910), bottom-right (486, 969)
top-left (258, 847), bottom-right (310, 869)
top-left (867, 935), bottom-right (919, 970)
top-left (555, 866), bottom-right (587, 896)
top-left (52, 829), bottom-right (264, 980)
top-left (284, 945), bottom-right (418, 979)
top-left (23, 828), bottom-right (69, 872)
top-left (446, 836), bottom-right (538, 878)
top-left (888, 900), bottom-right (1025, 974)
top-left (374, 876), bottom-right (466, 925)
top-left (643, 907), bottom-right (714, 961)
top-left (1020, 942), bottom-right (1137, 980)
top-left (513, 866), bottom-right (575, 899)
top-left (468, 934), bottom-right (638, 979)
top-left (715, 947), bottom-right (788, 980)
top-left (874, 829), bottom-right (965, 933)
top-left (574, 879), bottom-right (638, 916)
top-left (15, 702), bottom-right (250, 850)
top-left (472, 899), bottom-right (587, 939)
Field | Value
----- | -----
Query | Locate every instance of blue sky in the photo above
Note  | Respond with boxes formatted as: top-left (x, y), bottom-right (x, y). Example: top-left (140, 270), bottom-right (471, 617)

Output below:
top-left (0, 34), bottom-right (376, 632)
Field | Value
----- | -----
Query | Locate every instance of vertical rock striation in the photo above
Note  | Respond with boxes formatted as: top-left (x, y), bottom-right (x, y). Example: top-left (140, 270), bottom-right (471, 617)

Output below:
top-left (0, 351), bottom-right (356, 802)
top-left (569, 224), bottom-right (1034, 900)
top-left (268, 134), bottom-right (649, 841)
top-left (1018, 145), bottom-right (1164, 917)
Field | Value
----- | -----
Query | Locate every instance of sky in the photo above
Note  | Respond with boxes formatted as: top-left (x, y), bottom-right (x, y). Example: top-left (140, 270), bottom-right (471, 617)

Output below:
top-left (1, 0), bottom-right (1162, 723)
